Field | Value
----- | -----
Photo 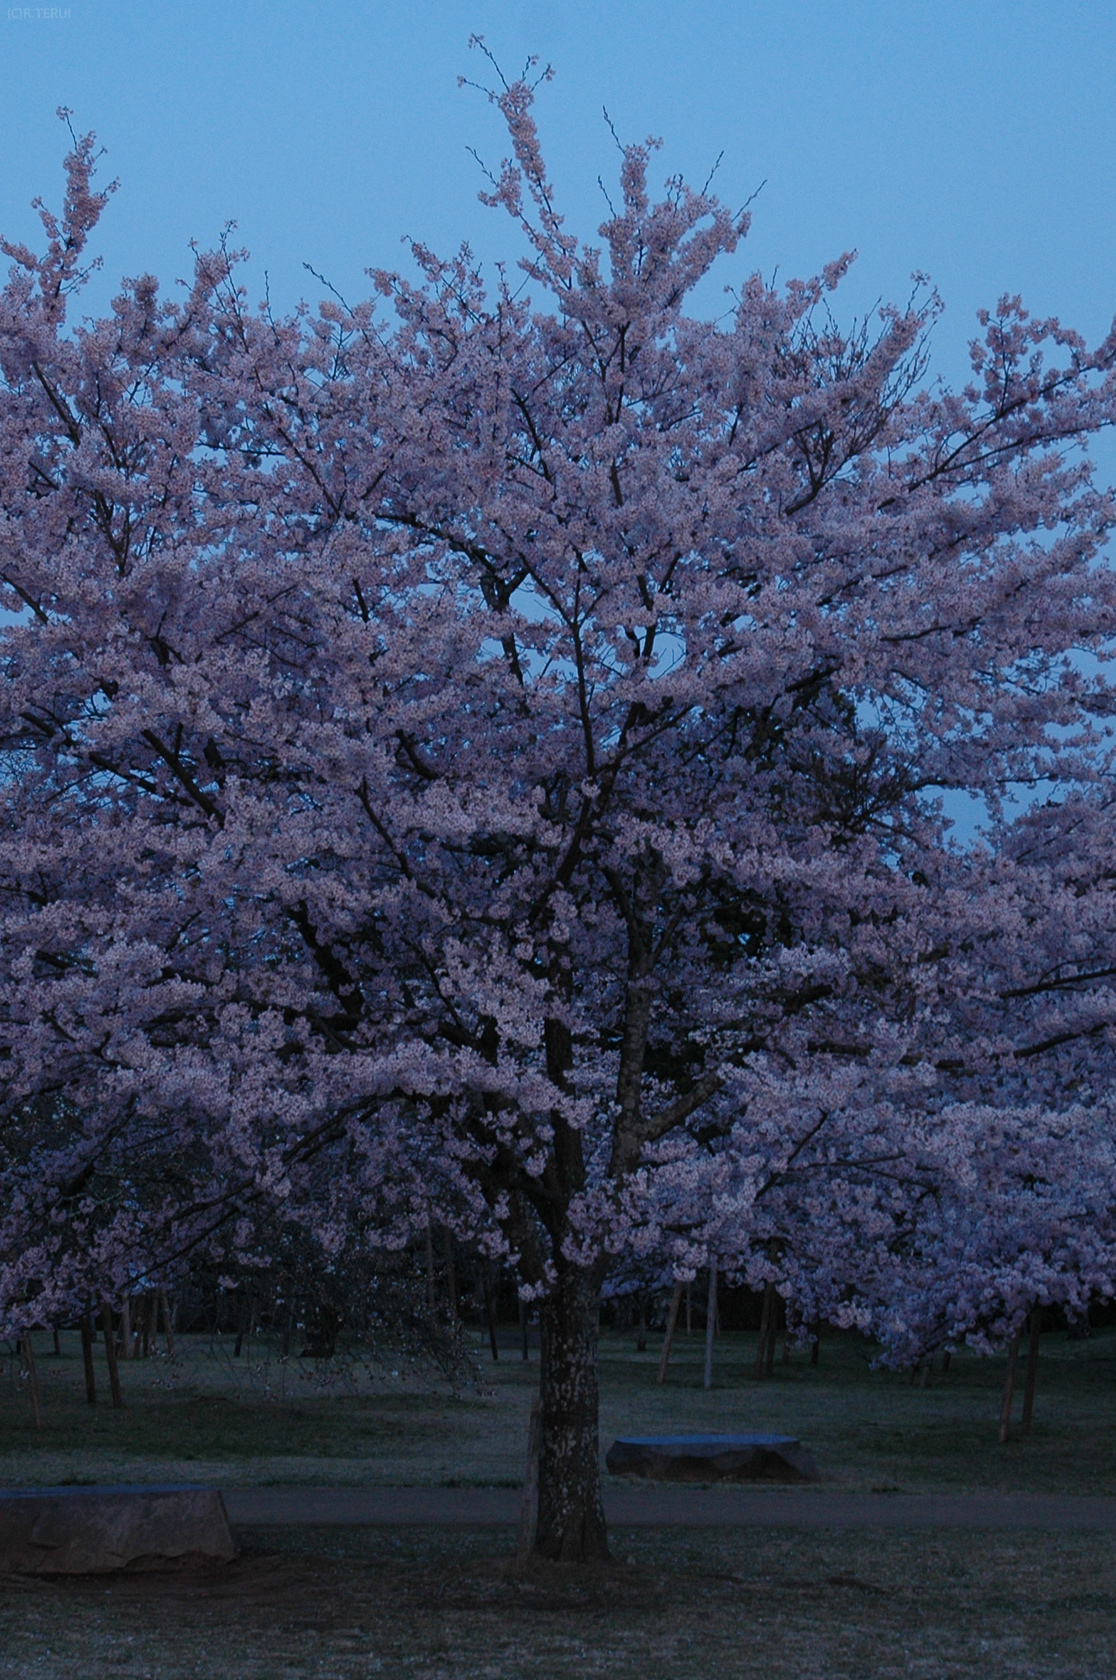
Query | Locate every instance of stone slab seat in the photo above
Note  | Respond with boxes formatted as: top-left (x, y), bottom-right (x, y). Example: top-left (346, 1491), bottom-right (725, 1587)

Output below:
top-left (606, 1434), bottom-right (822, 1484)
top-left (0, 1484), bottom-right (237, 1575)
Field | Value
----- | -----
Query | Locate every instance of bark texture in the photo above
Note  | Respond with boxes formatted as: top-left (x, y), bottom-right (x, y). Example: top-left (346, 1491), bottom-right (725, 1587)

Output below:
top-left (534, 1270), bottom-right (609, 1561)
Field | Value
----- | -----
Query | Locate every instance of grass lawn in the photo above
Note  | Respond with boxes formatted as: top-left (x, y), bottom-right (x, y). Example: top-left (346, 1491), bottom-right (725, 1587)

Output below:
top-left (3, 1326), bottom-right (1116, 1677)
top-left (2, 1323), bottom-right (1116, 1495)
top-left (2, 1525), bottom-right (1114, 1679)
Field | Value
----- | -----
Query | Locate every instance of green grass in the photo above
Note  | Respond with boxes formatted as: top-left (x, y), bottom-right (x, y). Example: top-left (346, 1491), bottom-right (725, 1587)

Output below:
top-left (4, 1328), bottom-right (1116, 1677)
top-left (3, 1324), bottom-right (1116, 1495)
top-left (2, 1526), bottom-right (1115, 1678)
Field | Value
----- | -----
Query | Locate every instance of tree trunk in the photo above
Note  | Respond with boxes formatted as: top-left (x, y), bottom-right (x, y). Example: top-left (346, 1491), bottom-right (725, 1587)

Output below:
top-left (81, 1311), bottom-right (97, 1404)
top-left (480, 1262), bottom-right (500, 1362)
top-left (765, 1291), bottom-right (780, 1377)
top-left (998, 1330), bottom-right (1021, 1444)
top-left (656, 1280), bottom-right (684, 1384)
top-left (533, 1269), bottom-right (609, 1562)
top-left (100, 1302), bottom-right (124, 1408)
top-left (158, 1291), bottom-right (175, 1358)
top-left (442, 1227), bottom-right (458, 1320)
top-left (703, 1265), bottom-right (717, 1390)
top-left (1021, 1307), bottom-right (1042, 1437)
top-left (119, 1296), bottom-right (134, 1361)
top-left (21, 1332), bottom-right (43, 1429)
top-left (755, 1280), bottom-right (775, 1380)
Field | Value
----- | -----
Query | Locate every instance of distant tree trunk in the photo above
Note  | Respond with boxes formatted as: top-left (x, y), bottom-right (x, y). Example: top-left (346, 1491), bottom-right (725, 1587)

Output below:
top-left (158, 1291), bottom-right (175, 1358)
top-left (21, 1332), bottom-right (43, 1429)
top-left (100, 1302), bottom-right (124, 1408)
top-left (519, 1295), bottom-right (530, 1362)
top-left (234, 1292), bottom-right (246, 1358)
top-left (685, 1282), bottom-right (692, 1338)
top-left (755, 1281), bottom-right (775, 1380)
top-left (533, 1269), bottom-right (609, 1562)
top-left (703, 1265), bottom-right (717, 1390)
top-left (80, 1311), bottom-right (97, 1405)
top-left (656, 1281), bottom-right (684, 1384)
top-left (941, 1351), bottom-right (951, 1375)
top-left (52, 1328), bottom-right (61, 1356)
top-left (119, 1296), bottom-right (134, 1361)
top-left (442, 1227), bottom-right (458, 1320)
top-left (424, 1222), bottom-right (437, 1318)
top-left (636, 1292), bottom-right (647, 1353)
top-left (810, 1321), bottom-right (821, 1367)
top-left (1021, 1308), bottom-right (1042, 1437)
top-left (480, 1262), bottom-right (499, 1362)
top-left (765, 1292), bottom-right (781, 1377)
top-left (998, 1330), bottom-right (1022, 1443)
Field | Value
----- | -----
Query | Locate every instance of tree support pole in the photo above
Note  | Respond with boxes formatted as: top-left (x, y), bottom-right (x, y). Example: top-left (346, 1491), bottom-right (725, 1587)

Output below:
top-left (656, 1281), bottom-right (684, 1385)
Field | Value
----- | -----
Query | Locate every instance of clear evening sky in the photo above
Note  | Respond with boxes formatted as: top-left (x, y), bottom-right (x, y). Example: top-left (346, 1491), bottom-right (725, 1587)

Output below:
top-left (0, 1), bottom-right (1113, 381)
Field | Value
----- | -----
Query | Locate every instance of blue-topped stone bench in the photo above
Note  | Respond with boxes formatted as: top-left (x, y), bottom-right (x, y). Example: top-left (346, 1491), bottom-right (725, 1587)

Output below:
top-left (0, 1484), bottom-right (237, 1575)
top-left (606, 1434), bottom-right (821, 1483)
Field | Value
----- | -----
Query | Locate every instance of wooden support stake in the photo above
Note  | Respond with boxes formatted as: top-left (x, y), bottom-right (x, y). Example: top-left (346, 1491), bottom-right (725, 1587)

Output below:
top-left (100, 1302), bottom-right (124, 1409)
top-left (80, 1311), bottom-right (97, 1405)
top-left (1021, 1307), bottom-right (1042, 1438)
top-left (21, 1332), bottom-right (43, 1429)
top-left (703, 1264), bottom-right (717, 1390)
top-left (656, 1281), bottom-right (684, 1385)
top-left (998, 1329), bottom-right (1021, 1444)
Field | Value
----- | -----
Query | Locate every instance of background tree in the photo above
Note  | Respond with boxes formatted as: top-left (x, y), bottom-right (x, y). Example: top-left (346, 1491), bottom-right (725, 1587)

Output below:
top-left (3, 84), bottom-right (1116, 1560)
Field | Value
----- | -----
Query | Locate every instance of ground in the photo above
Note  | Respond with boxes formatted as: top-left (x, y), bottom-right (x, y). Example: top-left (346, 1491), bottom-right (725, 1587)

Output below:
top-left (2, 1325), bottom-right (1115, 1676)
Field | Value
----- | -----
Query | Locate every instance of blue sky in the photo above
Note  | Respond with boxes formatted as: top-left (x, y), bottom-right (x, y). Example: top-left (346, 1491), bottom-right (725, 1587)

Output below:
top-left (0, 0), bottom-right (1113, 380)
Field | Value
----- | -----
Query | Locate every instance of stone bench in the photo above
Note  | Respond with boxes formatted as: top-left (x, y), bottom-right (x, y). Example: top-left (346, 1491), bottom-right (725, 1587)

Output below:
top-left (606, 1433), bottom-right (821, 1483)
top-left (0, 1484), bottom-right (237, 1575)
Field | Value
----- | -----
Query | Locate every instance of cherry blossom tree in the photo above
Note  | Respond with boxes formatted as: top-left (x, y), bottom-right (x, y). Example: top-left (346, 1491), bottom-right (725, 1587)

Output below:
top-left (4, 80), bottom-right (1116, 1559)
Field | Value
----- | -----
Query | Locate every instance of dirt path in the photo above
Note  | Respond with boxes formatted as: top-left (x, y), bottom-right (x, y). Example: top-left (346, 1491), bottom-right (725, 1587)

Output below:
top-left (224, 1484), bottom-right (1116, 1528)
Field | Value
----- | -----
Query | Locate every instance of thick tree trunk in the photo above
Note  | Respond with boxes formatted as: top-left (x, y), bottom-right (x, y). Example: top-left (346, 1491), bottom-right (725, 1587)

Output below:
top-left (534, 1269), bottom-right (609, 1562)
